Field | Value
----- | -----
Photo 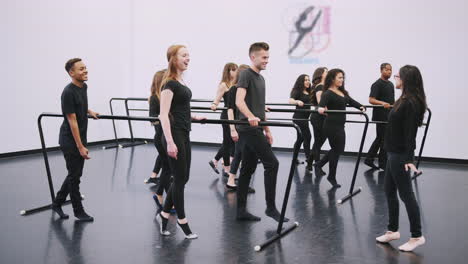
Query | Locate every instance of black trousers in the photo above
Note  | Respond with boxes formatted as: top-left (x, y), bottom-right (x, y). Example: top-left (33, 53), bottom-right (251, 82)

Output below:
top-left (162, 130), bottom-right (191, 219)
top-left (366, 123), bottom-right (387, 167)
top-left (385, 152), bottom-right (422, 238)
top-left (317, 124), bottom-right (345, 182)
top-left (55, 146), bottom-right (85, 210)
top-left (237, 128), bottom-right (279, 210)
top-left (153, 125), bottom-right (171, 196)
top-left (293, 119), bottom-right (311, 160)
top-left (230, 140), bottom-right (243, 175)
top-left (310, 114), bottom-right (326, 163)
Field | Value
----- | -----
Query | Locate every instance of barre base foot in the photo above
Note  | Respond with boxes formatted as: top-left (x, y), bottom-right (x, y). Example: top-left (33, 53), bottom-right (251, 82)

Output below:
top-left (254, 222), bottom-right (299, 252)
top-left (337, 187), bottom-right (362, 204)
top-left (20, 195), bottom-right (85, 216)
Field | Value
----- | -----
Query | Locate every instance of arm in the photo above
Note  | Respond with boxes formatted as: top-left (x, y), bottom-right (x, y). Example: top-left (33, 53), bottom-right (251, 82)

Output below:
top-left (289, 98), bottom-right (304, 106)
top-left (402, 103), bottom-right (422, 173)
top-left (160, 89), bottom-right (178, 159)
top-left (211, 83), bottom-right (228, 110)
top-left (66, 113), bottom-right (90, 159)
top-left (369, 97), bottom-right (391, 108)
top-left (347, 96), bottom-right (365, 111)
top-left (227, 108), bottom-right (238, 142)
top-left (318, 91), bottom-right (329, 115)
top-left (236, 87), bottom-right (259, 126)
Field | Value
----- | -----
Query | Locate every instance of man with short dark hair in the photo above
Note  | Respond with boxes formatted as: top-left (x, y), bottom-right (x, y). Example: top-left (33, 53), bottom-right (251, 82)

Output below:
top-left (235, 42), bottom-right (289, 222)
top-left (365, 63), bottom-right (395, 170)
top-left (52, 58), bottom-right (99, 222)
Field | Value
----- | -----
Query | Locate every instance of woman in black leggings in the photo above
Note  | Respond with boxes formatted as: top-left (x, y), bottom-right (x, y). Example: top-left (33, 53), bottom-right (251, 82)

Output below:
top-left (145, 69), bottom-right (166, 186)
top-left (317, 69), bottom-right (365, 188)
top-left (308, 67), bottom-right (328, 174)
top-left (157, 45), bottom-right (205, 239)
top-left (209, 63), bottom-right (238, 176)
top-left (376, 65), bottom-right (426, 252)
top-left (289, 74), bottom-right (312, 170)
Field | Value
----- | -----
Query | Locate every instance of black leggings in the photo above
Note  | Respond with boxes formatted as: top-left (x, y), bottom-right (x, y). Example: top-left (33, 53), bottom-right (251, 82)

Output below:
top-left (385, 152), bottom-right (422, 237)
top-left (317, 124), bottom-right (345, 182)
top-left (214, 111), bottom-right (234, 166)
top-left (310, 114), bottom-right (326, 163)
top-left (162, 130), bottom-right (191, 219)
top-left (237, 129), bottom-right (279, 209)
top-left (153, 125), bottom-right (171, 196)
top-left (152, 125), bottom-right (163, 174)
top-left (293, 119), bottom-right (311, 160)
top-left (230, 141), bottom-right (242, 175)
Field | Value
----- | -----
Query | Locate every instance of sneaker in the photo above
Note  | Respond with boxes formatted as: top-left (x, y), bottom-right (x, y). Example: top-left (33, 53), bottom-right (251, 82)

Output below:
top-left (398, 236), bottom-right (425, 252)
top-left (177, 221), bottom-right (198, 239)
top-left (156, 213), bottom-right (171, 236)
top-left (376, 231), bottom-right (401, 243)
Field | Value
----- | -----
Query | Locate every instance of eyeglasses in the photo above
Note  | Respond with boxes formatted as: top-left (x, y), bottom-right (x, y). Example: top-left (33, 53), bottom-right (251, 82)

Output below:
top-left (394, 75), bottom-right (400, 79)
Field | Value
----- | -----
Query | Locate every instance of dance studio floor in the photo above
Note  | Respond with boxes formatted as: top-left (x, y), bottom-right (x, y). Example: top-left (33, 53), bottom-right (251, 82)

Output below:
top-left (0, 144), bottom-right (467, 264)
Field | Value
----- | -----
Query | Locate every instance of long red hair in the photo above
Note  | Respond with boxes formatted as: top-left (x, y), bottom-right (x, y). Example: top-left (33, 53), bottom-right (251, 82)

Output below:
top-left (160, 45), bottom-right (186, 90)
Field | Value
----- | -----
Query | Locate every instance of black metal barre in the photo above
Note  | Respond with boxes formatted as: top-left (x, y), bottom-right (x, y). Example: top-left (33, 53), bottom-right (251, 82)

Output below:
top-left (25, 112), bottom-right (303, 252)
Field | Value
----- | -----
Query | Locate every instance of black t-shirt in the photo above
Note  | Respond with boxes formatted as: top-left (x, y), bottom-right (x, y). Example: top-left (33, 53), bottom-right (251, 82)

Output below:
top-left (369, 79), bottom-right (395, 121)
top-left (227, 85), bottom-right (238, 119)
top-left (384, 100), bottom-right (420, 163)
top-left (319, 90), bottom-right (362, 127)
top-left (59, 82), bottom-right (88, 147)
top-left (290, 89), bottom-right (312, 119)
top-left (162, 80), bottom-right (192, 132)
top-left (149, 95), bottom-right (160, 117)
top-left (220, 87), bottom-right (230, 119)
top-left (236, 68), bottom-right (266, 131)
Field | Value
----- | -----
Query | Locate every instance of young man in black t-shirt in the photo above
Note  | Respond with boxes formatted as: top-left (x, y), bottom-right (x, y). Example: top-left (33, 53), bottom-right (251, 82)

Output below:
top-left (365, 63), bottom-right (395, 170)
top-left (235, 42), bottom-right (289, 222)
top-left (52, 58), bottom-right (99, 222)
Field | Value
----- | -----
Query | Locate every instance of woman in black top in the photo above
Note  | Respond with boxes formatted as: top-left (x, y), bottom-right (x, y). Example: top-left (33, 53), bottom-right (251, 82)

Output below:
top-left (376, 65), bottom-right (426, 251)
top-left (308, 67), bottom-right (328, 174)
top-left (209, 63), bottom-right (238, 176)
top-left (145, 69), bottom-right (166, 186)
top-left (289, 74), bottom-right (313, 169)
top-left (156, 45), bottom-right (205, 239)
top-left (317, 69), bottom-right (365, 188)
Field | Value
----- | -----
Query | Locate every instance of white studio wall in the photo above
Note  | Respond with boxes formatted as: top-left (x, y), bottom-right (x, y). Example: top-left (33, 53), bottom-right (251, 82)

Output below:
top-left (2, 0), bottom-right (467, 160)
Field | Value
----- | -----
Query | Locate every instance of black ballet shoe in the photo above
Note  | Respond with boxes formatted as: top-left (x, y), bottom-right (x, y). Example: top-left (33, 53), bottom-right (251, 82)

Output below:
top-left (236, 210), bottom-right (261, 221)
top-left (177, 221), bottom-right (198, 239)
top-left (74, 209), bottom-right (94, 222)
top-left (225, 184), bottom-right (237, 191)
top-left (156, 213), bottom-right (171, 236)
top-left (265, 207), bottom-right (289, 223)
top-left (306, 162), bottom-right (313, 172)
top-left (364, 159), bottom-right (379, 170)
top-left (144, 177), bottom-right (160, 185)
top-left (52, 203), bottom-right (69, 219)
top-left (223, 171), bottom-right (229, 178)
top-left (248, 186), bottom-right (256, 194)
top-left (208, 160), bottom-right (220, 174)
top-left (326, 177), bottom-right (341, 188)
top-left (314, 164), bottom-right (326, 176)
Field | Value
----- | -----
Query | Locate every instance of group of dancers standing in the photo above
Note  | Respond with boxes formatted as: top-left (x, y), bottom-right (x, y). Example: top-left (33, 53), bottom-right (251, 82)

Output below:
top-left (51, 41), bottom-right (427, 251)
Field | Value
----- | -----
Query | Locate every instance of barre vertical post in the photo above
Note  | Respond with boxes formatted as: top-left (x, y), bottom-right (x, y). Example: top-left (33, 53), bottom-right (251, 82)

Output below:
top-left (125, 99), bottom-right (135, 143)
top-left (337, 113), bottom-right (370, 204)
top-left (253, 123), bottom-right (302, 252)
top-left (412, 107), bottom-right (432, 179)
top-left (102, 98), bottom-right (121, 149)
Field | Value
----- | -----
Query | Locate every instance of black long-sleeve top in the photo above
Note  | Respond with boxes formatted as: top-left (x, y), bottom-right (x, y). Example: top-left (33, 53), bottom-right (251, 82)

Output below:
top-left (384, 100), bottom-right (421, 163)
top-left (318, 90), bottom-right (363, 127)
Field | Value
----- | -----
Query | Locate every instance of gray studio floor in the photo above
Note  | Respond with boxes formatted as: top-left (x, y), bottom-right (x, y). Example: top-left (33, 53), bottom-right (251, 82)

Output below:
top-left (0, 144), bottom-right (467, 264)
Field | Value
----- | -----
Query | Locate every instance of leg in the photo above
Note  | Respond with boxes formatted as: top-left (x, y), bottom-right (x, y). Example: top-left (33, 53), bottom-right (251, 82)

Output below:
top-left (326, 127), bottom-right (345, 187)
top-left (391, 154), bottom-right (422, 238)
top-left (384, 156), bottom-right (399, 233)
top-left (376, 124), bottom-right (387, 168)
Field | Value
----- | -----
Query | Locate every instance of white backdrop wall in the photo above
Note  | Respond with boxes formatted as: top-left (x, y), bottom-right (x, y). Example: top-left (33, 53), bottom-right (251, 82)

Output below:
top-left (2, 0), bottom-right (468, 160)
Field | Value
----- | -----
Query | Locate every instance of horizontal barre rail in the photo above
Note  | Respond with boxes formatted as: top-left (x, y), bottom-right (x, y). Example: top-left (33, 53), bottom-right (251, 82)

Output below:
top-left (38, 113), bottom-right (299, 128)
